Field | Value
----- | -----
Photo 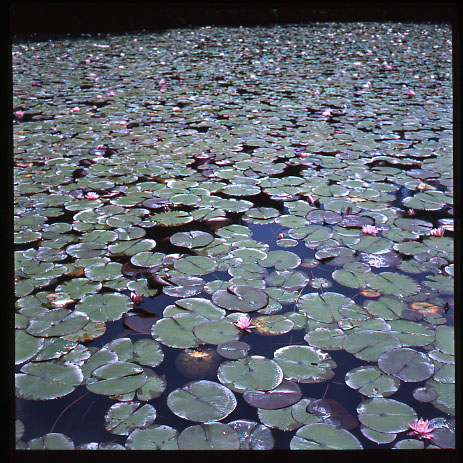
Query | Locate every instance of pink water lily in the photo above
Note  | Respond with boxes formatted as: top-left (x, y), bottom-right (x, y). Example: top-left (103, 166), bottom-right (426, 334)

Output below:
top-left (235, 316), bottom-right (256, 333)
top-left (407, 418), bottom-right (435, 440)
top-left (362, 224), bottom-right (379, 236)
top-left (130, 291), bottom-right (144, 304)
top-left (15, 110), bottom-right (25, 120)
top-left (430, 227), bottom-right (445, 237)
top-left (85, 192), bottom-right (100, 200)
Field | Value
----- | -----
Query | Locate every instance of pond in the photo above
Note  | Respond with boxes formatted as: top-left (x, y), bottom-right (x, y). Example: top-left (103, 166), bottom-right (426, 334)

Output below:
top-left (13, 21), bottom-right (455, 451)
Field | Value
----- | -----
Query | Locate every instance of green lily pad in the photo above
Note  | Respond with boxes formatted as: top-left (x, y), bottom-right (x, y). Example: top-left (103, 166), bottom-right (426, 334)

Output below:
top-left (366, 272), bottom-right (420, 297)
top-left (243, 380), bottom-right (302, 410)
top-left (170, 230), bottom-right (214, 248)
top-left (25, 309), bottom-right (89, 337)
top-left (151, 313), bottom-right (203, 349)
top-left (227, 420), bottom-right (274, 450)
top-left (167, 380), bottom-right (237, 422)
top-left (77, 293), bottom-right (131, 322)
top-left (177, 422), bottom-right (240, 450)
top-left (16, 361), bottom-right (83, 400)
top-left (217, 355), bottom-right (284, 393)
top-left (125, 425), bottom-right (179, 450)
top-left (343, 330), bottom-right (402, 362)
top-left (377, 348), bottom-right (434, 382)
top-left (173, 255), bottom-right (217, 275)
top-left (258, 250), bottom-right (301, 270)
top-left (104, 402), bottom-right (156, 435)
top-left (212, 285), bottom-right (269, 312)
top-left (273, 345), bottom-right (336, 383)
top-left (290, 423), bottom-right (363, 449)
top-left (345, 365), bottom-right (400, 397)
top-left (193, 319), bottom-right (240, 344)
top-left (86, 361), bottom-right (147, 396)
top-left (357, 398), bottom-right (417, 434)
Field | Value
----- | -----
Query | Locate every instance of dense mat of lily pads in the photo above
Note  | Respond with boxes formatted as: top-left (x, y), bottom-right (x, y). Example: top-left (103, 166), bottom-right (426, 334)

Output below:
top-left (13, 22), bottom-right (454, 450)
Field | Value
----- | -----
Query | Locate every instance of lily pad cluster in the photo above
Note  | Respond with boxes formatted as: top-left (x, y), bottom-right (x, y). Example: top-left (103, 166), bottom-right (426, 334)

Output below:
top-left (14, 21), bottom-right (454, 450)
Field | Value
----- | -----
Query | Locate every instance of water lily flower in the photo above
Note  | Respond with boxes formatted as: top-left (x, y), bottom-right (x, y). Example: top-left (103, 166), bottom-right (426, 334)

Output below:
top-left (407, 418), bottom-right (435, 440)
top-left (322, 109), bottom-right (332, 118)
top-left (71, 106), bottom-right (81, 112)
top-left (430, 227), bottom-right (445, 237)
top-left (159, 78), bottom-right (166, 85)
top-left (14, 110), bottom-right (24, 120)
top-left (235, 316), bottom-right (256, 333)
top-left (406, 208), bottom-right (416, 216)
top-left (407, 89), bottom-right (416, 97)
top-left (108, 91), bottom-right (116, 97)
top-left (85, 192), bottom-right (100, 200)
top-left (130, 291), bottom-right (144, 304)
top-left (362, 224), bottom-right (379, 236)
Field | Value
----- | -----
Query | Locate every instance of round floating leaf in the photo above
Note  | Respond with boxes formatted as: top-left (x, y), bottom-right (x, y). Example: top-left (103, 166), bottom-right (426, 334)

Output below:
top-left (332, 269), bottom-right (367, 289)
top-left (357, 398), bottom-right (417, 434)
top-left (84, 262), bottom-right (123, 282)
top-left (387, 320), bottom-right (435, 347)
top-left (86, 361), bottom-right (147, 396)
top-left (193, 319), bottom-right (240, 345)
top-left (212, 285), bottom-right (269, 312)
top-left (104, 402), bottom-right (156, 436)
top-left (151, 313), bottom-right (203, 349)
top-left (345, 365), bottom-right (400, 397)
top-left (27, 433), bottom-right (74, 450)
top-left (136, 370), bottom-right (167, 401)
top-left (133, 339), bottom-right (164, 367)
top-left (361, 426), bottom-right (397, 445)
top-left (173, 255), bottom-right (217, 275)
top-left (265, 270), bottom-right (309, 290)
top-left (126, 425), bottom-right (179, 450)
top-left (290, 423), bottom-right (363, 450)
top-left (130, 251), bottom-right (164, 268)
top-left (217, 356), bottom-right (284, 393)
top-left (273, 345), bottom-right (336, 383)
top-left (77, 293), bottom-right (131, 322)
top-left (258, 250), bottom-right (301, 270)
top-left (297, 292), bottom-right (355, 324)
top-left (258, 405), bottom-right (302, 432)
top-left (243, 380), bottom-right (301, 409)
top-left (412, 386), bottom-right (438, 403)
top-left (26, 309), bottom-right (89, 337)
top-left (304, 327), bottom-right (346, 351)
top-left (167, 380), bottom-right (236, 422)
top-left (15, 330), bottom-right (45, 364)
top-left (66, 242), bottom-right (107, 259)
top-left (166, 297), bottom-right (225, 320)
top-left (227, 420), bottom-right (274, 450)
top-left (377, 348), bottom-right (434, 382)
top-left (178, 422), bottom-right (240, 450)
top-left (343, 330), bottom-right (402, 362)
top-left (123, 312), bottom-right (158, 335)
top-left (56, 278), bottom-right (102, 298)
top-left (16, 361), bottom-right (83, 400)
top-left (170, 230), bottom-right (214, 249)
top-left (366, 272), bottom-right (420, 298)
top-left (217, 341), bottom-right (251, 359)
top-left (161, 276), bottom-right (205, 298)
top-left (151, 210), bottom-right (194, 227)
top-left (252, 315), bottom-right (294, 335)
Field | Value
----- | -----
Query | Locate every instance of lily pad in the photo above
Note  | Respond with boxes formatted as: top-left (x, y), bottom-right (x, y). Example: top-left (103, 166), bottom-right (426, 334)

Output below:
top-left (377, 348), bottom-right (434, 382)
top-left (290, 423), bottom-right (363, 450)
top-left (125, 425), bottom-right (179, 450)
top-left (177, 422), bottom-right (240, 450)
top-left (243, 380), bottom-right (302, 409)
top-left (104, 402), bottom-right (156, 435)
top-left (167, 380), bottom-right (236, 422)
top-left (227, 420), bottom-right (274, 450)
top-left (273, 345), bottom-right (336, 383)
top-left (217, 356), bottom-right (284, 393)
top-left (16, 361), bottom-right (83, 400)
top-left (212, 285), bottom-right (269, 312)
top-left (345, 365), bottom-right (400, 397)
top-left (357, 398), bottom-right (417, 434)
